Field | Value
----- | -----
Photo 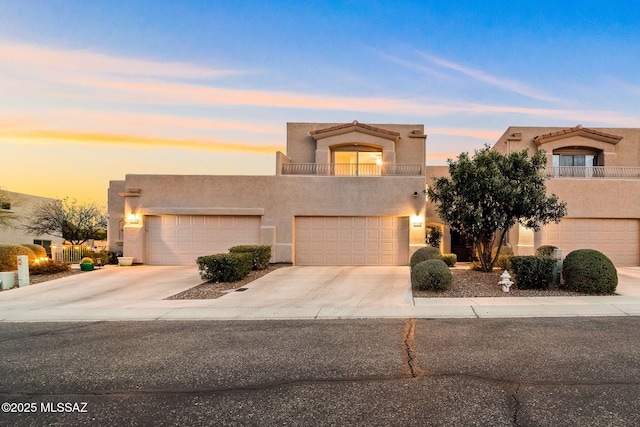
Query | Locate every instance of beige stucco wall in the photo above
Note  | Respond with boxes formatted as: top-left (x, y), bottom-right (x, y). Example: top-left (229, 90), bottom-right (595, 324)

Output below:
top-left (110, 174), bottom-right (427, 264)
top-left (107, 180), bottom-right (126, 254)
top-left (286, 122), bottom-right (426, 165)
top-left (0, 191), bottom-right (65, 246)
top-left (492, 126), bottom-right (640, 167)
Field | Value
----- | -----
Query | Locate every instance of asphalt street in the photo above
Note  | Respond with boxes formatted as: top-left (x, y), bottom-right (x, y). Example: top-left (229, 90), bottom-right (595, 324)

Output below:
top-left (1, 317), bottom-right (639, 426)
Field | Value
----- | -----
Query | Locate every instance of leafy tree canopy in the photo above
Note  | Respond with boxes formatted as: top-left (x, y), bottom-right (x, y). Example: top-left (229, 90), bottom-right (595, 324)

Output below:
top-left (427, 146), bottom-right (567, 272)
top-left (23, 198), bottom-right (107, 245)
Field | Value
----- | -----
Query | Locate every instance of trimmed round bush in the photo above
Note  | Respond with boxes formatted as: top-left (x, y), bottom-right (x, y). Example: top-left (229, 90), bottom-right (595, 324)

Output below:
top-left (440, 253), bottom-right (457, 267)
top-left (492, 245), bottom-right (513, 270)
top-left (21, 244), bottom-right (47, 258)
top-left (410, 246), bottom-right (441, 268)
top-left (0, 244), bottom-right (36, 271)
top-left (561, 249), bottom-right (617, 294)
top-left (536, 245), bottom-right (558, 257)
top-left (411, 259), bottom-right (452, 291)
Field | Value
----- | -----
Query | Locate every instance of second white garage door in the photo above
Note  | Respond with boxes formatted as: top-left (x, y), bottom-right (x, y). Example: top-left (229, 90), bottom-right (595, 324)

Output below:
top-left (295, 216), bottom-right (409, 265)
top-left (541, 218), bottom-right (639, 266)
top-left (146, 215), bottom-right (261, 265)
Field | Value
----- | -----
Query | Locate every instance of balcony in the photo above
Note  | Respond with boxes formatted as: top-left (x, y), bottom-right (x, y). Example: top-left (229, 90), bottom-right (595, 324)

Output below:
top-left (281, 163), bottom-right (424, 176)
top-left (546, 166), bottom-right (640, 179)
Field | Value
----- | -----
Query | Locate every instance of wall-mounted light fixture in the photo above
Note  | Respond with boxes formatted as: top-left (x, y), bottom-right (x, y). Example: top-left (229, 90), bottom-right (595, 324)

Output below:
top-left (413, 191), bottom-right (419, 198)
top-left (127, 212), bottom-right (140, 224)
top-left (411, 215), bottom-right (423, 228)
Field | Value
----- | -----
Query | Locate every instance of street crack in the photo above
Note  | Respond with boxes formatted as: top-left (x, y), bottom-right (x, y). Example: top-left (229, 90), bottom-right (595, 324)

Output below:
top-left (403, 318), bottom-right (424, 378)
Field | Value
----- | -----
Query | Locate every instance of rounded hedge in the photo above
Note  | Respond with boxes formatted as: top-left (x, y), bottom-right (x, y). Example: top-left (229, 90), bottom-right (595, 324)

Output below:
top-left (410, 246), bottom-right (441, 268)
top-left (561, 249), bottom-right (617, 295)
top-left (440, 253), bottom-right (457, 267)
top-left (411, 259), bottom-right (452, 291)
top-left (21, 244), bottom-right (47, 258)
top-left (535, 245), bottom-right (558, 257)
top-left (0, 244), bottom-right (36, 271)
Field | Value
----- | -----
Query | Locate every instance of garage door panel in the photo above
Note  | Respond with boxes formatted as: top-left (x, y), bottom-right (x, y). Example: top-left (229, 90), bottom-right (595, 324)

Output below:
top-left (146, 215), bottom-right (260, 266)
top-left (542, 219), bottom-right (639, 266)
top-left (296, 216), bottom-right (408, 266)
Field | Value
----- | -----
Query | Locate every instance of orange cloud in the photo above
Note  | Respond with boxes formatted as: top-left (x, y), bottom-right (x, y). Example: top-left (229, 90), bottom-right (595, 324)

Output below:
top-left (0, 129), bottom-right (283, 154)
top-left (0, 41), bottom-right (243, 80)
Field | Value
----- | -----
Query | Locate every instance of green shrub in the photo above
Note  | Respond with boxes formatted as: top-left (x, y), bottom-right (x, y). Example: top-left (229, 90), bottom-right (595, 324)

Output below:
top-left (491, 245), bottom-right (513, 270)
top-left (411, 259), bottom-right (452, 291)
top-left (410, 247), bottom-right (441, 268)
top-left (30, 260), bottom-right (71, 275)
top-left (21, 244), bottom-right (47, 258)
top-left (561, 249), bottom-right (617, 294)
top-left (94, 250), bottom-right (119, 265)
top-left (509, 256), bottom-right (556, 290)
top-left (80, 257), bottom-right (94, 264)
top-left (492, 245), bottom-right (513, 257)
top-left (535, 245), bottom-right (558, 257)
top-left (229, 245), bottom-right (271, 270)
top-left (0, 244), bottom-right (36, 271)
top-left (469, 261), bottom-right (484, 271)
top-left (197, 253), bottom-right (253, 283)
top-left (440, 253), bottom-right (457, 267)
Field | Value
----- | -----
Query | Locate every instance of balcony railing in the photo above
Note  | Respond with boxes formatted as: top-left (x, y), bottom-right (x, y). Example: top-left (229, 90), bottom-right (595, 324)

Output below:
top-left (546, 166), bottom-right (640, 179)
top-left (281, 163), bottom-right (424, 176)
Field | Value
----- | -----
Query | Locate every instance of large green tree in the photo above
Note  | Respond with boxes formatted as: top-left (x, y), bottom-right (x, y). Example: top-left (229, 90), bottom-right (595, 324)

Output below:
top-left (23, 198), bottom-right (107, 245)
top-left (427, 146), bottom-right (567, 272)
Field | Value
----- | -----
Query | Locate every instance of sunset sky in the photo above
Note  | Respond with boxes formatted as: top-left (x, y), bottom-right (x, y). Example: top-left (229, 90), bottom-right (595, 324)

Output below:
top-left (2, 1), bottom-right (639, 206)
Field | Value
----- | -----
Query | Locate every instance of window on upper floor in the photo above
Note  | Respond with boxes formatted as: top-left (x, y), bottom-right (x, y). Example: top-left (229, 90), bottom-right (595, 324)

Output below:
top-left (552, 148), bottom-right (601, 177)
top-left (332, 146), bottom-right (382, 176)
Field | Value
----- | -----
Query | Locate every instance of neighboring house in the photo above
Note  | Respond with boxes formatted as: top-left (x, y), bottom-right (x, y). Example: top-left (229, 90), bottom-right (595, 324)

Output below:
top-left (108, 121), bottom-right (428, 265)
top-left (426, 125), bottom-right (640, 266)
top-left (0, 190), bottom-right (64, 255)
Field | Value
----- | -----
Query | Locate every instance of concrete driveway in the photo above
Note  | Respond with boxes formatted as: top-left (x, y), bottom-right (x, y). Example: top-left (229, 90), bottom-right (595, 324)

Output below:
top-left (0, 265), bottom-right (638, 321)
top-left (0, 265), bottom-right (413, 321)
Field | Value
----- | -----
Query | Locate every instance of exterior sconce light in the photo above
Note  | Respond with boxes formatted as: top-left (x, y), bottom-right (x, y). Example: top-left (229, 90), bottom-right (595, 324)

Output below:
top-left (413, 192), bottom-right (419, 198)
top-left (127, 212), bottom-right (140, 224)
top-left (411, 215), bottom-right (423, 228)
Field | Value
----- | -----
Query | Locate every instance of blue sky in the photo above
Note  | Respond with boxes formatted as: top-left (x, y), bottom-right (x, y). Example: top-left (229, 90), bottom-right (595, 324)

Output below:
top-left (1, 1), bottom-right (639, 204)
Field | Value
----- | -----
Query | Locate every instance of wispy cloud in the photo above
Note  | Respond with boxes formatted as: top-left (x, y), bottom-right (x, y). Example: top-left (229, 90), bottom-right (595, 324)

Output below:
top-left (0, 129), bottom-right (283, 154)
top-left (427, 127), bottom-right (503, 140)
top-left (83, 79), bottom-right (640, 126)
top-left (0, 41), bottom-right (244, 80)
top-left (417, 52), bottom-right (561, 103)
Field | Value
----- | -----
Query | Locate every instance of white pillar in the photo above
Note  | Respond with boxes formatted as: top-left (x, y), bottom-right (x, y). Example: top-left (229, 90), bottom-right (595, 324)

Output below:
top-left (17, 255), bottom-right (30, 287)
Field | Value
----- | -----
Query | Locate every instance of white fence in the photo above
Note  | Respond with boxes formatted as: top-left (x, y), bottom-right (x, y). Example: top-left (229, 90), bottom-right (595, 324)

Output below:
top-left (281, 163), bottom-right (424, 176)
top-left (51, 245), bottom-right (92, 264)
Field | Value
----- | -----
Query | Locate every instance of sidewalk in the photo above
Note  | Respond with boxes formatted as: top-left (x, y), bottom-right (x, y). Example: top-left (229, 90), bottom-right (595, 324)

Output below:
top-left (0, 266), bottom-right (638, 321)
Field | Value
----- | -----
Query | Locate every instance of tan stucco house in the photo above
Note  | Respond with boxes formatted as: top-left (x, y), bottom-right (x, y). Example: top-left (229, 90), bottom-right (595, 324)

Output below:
top-left (108, 121), bottom-right (428, 265)
top-left (0, 190), bottom-right (65, 255)
top-left (427, 125), bottom-right (640, 267)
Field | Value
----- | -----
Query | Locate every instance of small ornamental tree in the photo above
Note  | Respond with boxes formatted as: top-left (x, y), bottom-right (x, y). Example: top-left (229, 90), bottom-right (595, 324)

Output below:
top-left (0, 188), bottom-right (16, 229)
top-left (22, 198), bottom-right (107, 245)
top-left (427, 146), bottom-right (567, 272)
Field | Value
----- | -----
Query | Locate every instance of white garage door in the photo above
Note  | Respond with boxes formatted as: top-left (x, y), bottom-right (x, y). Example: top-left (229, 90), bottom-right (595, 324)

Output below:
top-left (541, 219), bottom-right (639, 266)
top-left (295, 216), bottom-right (409, 266)
top-left (146, 215), bottom-right (261, 265)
